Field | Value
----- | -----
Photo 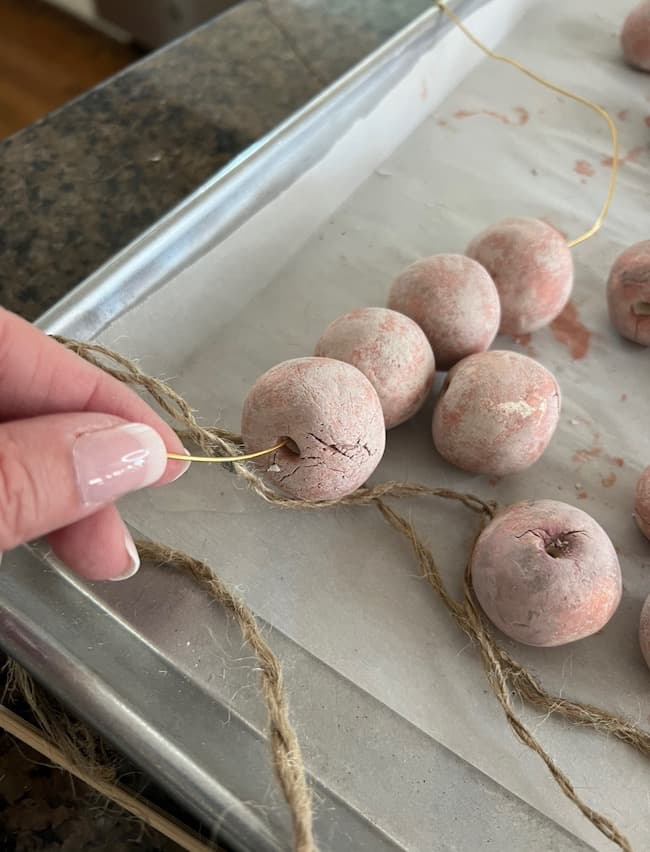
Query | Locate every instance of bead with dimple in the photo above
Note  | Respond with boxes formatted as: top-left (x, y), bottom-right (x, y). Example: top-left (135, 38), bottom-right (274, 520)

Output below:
top-left (607, 240), bottom-right (650, 347)
top-left (471, 500), bottom-right (623, 647)
top-left (241, 357), bottom-right (386, 501)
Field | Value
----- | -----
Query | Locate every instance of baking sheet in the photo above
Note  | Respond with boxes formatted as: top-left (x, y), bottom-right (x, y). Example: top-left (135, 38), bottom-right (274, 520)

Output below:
top-left (24, 0), bottom-right (650, 849)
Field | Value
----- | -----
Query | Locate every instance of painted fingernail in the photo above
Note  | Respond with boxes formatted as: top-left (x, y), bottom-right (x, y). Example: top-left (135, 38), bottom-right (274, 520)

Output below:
top-left (74, 423), bottom-right (168, 507)
top-left (110, 529), bottom-right (141, 581)
top-left (168, 446), bottom-right (191, 483)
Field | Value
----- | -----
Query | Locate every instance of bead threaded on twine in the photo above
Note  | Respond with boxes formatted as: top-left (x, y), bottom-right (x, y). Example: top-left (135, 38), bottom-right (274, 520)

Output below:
top-left (39, 336), bottom-right (647, 852)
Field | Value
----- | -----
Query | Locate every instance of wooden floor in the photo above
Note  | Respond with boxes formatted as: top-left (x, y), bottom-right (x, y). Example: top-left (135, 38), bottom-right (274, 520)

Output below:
top-left (0, 0), bottom-right (142, 139)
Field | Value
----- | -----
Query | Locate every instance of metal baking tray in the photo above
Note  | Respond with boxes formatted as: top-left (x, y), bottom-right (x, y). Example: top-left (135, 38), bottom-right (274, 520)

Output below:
top-left (2, 1), bottom-right (648, 849)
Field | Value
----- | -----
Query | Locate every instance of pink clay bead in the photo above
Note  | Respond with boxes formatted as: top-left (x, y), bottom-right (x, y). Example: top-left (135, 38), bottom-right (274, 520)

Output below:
top-left (241, 357), bottom-right (385, 501)
top-left (622, 2), bottom-right (650, 71)
top-left (388, 254), bottom-right (500, 371)
top-left (471, 500), bottom-right (622, 647)
top-left (315, 307), bottom-right (435, 429)
top-left (640, 594), bottom-right (650, 671)
top-left (607, 240), bottom-right (650, 347)
top-left (433, 350), bottom-right (561, 476)
top-left (635, 465), bottom-right (650, 540)
top-left (467, 217), bottom-right (573, 336)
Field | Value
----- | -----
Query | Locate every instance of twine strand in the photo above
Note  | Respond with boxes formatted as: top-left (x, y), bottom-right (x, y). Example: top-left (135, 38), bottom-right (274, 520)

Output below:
top-left (36, 337), bottom-right (647, 851)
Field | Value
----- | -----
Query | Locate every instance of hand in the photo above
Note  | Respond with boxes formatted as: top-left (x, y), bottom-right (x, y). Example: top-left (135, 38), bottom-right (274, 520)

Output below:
top-left (0, 309), bottom-right (189, 581)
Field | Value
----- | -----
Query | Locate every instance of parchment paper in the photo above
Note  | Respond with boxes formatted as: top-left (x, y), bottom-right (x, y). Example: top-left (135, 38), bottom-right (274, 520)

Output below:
top-left (94, 0), bottom-right (650, 848)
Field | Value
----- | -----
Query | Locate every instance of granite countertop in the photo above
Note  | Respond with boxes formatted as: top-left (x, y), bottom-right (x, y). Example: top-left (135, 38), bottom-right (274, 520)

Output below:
top-left (0, 0), bottom-right (428, 322)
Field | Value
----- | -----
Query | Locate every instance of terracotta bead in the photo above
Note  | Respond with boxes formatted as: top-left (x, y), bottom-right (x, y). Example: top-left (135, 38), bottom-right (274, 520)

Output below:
top-left (634, 465), bottom-right (650, 540)
top-left (388, 254), bottom-right (500, 371)
top-left (471, 500), bottom-right (622, 647)
top-left (433, 350), bottom-right (560, 476)
top-left (467, 217), bottom-right (573, 336)
top-left (241, 357), bottom-right (385, 500)
top-left (607, 240), bottom-right (650, 346)
top-left (622, 2), bottom-right (650, 71)
top-left (315, 307), bottom-right (435, 428)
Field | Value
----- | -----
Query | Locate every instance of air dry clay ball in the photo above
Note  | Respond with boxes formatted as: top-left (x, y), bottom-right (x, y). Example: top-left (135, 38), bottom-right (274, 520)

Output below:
top-left (607, 240), bottom-right (650, 346)
top-left (433, 350), bottom-right (560, 476)
top-left (622, 1), bottom-right (650, 71)
top-left (467, 217), bottom-right (573, 336)
top-left (387, 254), bottom-right (500, 371)
top-left (241, 357), bottom-right (385, 501)
top-left (635, 465), bottom-right (650, 540)
top-left (471, 500), bottom-right (623, 647)
top-left (640, 595), bottom-right (650, 670)
top-left (314, 307), bottom-right (435, 429)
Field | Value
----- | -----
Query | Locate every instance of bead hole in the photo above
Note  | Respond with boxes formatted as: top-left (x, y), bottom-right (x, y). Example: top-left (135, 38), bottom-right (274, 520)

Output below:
top-left (545, 537), bottom-right (569, 558)
top-left (632, 301), bottom-right (650, 316)
top-left (279, 436), bottom-right (301, 456)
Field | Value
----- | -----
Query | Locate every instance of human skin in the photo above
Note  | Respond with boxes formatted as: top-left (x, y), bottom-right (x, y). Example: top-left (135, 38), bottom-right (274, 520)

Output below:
top-left (0, 308), bottom-right (189, 581)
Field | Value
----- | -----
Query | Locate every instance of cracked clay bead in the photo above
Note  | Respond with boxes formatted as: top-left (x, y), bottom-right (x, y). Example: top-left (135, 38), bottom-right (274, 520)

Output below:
top-left (640, 594), bottom-right (650, 671)
top-left (471, 500), bottom-right (622, 647)
top-left (635, 465), bottom-right (650, 540)
top-left (241, 357), bottom-right (385, 500)
top-left (607, 240), bottom-right (650, 347)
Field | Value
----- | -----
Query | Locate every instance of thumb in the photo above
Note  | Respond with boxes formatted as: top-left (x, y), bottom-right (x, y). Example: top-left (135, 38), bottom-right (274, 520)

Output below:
top-left (0, 413), bottom-right (169, 552)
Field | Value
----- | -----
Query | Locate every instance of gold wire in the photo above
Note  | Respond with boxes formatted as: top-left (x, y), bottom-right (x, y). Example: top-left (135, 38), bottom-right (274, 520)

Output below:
top-left (167, 440), bottom-right (288, 465)
top-left (434, 1), bottom-right (619, 248)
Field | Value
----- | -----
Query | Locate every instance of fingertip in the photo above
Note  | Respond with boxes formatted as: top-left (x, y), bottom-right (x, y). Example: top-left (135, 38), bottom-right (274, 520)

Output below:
top-left (110, 527), bottom-right (140, 581)
top-left (48, 506), bottom-right (139, 582)
top-left (158, 445), bottom-right (191, 487)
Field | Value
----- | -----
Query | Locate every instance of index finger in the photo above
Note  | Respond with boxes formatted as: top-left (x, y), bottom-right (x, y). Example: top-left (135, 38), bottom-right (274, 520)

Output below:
top-left (0, 309), bottom-right (188, 483)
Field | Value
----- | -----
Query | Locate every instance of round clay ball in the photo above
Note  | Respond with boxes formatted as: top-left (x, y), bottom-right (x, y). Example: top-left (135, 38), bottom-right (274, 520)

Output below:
top-left (433, 350), bottom-right (560, 476)
top-left (635, 465), bottom-right (650, 540)
top-left (471, 500), bottom-right (622, 647)
top-left (241, 357), bottom-right (385, 501)
top-left (640, 595), bottom-right (650, 670)
top-left (387, 254), bottom-right (500, 371)
top-left (607, 240), bottom-right (650, 346)
top-left (622, 2), bottom-right (650, 71)
top-left (466, 217), bottom-right (573, 336)
top-left (314, 307), bottom-right (435, 429)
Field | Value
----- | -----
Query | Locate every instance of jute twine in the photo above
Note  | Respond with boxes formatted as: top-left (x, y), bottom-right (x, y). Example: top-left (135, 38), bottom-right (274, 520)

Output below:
top-left (8, 336), bottom-right (648, 852)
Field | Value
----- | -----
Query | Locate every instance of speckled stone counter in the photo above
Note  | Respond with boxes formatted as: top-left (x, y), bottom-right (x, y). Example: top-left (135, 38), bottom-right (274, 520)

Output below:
top-left (0, 0), bottom-right (427, 321)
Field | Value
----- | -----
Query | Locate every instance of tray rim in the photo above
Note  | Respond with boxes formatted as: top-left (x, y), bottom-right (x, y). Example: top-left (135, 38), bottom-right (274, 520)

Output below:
top-left (35, 0), bottom-right (479, 340)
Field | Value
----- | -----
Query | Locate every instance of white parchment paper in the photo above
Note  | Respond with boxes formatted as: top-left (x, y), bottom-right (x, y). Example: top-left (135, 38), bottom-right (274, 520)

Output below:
top-left (96, 1), bottom-right (650, 848)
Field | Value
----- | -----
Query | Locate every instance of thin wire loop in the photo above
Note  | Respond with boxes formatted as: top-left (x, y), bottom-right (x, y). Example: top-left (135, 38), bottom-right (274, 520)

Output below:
top-left (434, 1), bottom-right (619, 248)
